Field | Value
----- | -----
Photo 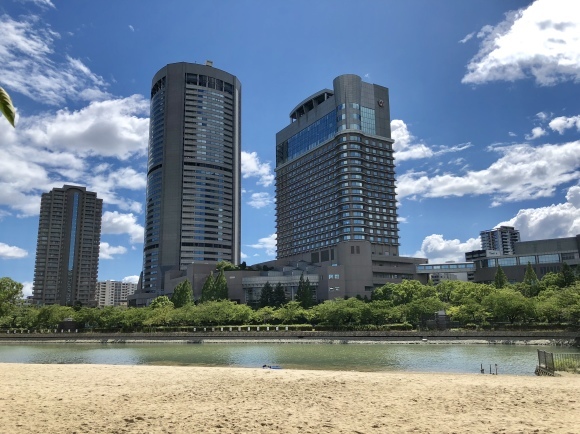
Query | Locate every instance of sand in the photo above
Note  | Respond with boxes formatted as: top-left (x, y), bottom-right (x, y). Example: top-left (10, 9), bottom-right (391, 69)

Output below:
top-left (0, 364), bottom-right (578, 434)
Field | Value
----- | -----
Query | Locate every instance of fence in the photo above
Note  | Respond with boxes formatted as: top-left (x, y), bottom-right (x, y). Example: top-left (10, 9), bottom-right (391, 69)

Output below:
top-left (536, 350), bottom-right (580, 376)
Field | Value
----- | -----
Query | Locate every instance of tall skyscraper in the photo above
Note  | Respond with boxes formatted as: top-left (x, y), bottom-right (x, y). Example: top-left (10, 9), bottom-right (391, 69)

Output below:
top-left (134, 62), bottom-right (241, 305)
top-left (276, 74), bottom-right (399, 259)
top-left (271, 74), bottom-right (425, 298)
top-left (32, 185), bottom-right (102, 306)
top-left (480, 226), bottom-right (520, 256)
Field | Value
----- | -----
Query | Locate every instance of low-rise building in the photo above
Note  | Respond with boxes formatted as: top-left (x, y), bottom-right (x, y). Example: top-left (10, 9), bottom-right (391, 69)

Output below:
top-left (466, 234), bottom-right (580, 284)
top-left (158, 240), bottom-right (427, 306)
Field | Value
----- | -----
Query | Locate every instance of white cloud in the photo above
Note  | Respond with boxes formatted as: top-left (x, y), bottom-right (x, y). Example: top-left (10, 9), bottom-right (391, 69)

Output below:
top-left (89, 166), bottom-right (146, 213)
top-left (249, 233), bottom-right (277, 257)
top-left (24, 95), bottom-right (149, 160)
top-left (459, 32), bottom-right (475, 44)
top-left (99, 242), bottom-right (127, 260)
top-left (525, 126), bottom-right (547, 140)
top-left (398, 141), bottom-right (580, 205)
top-left (122, 275), bottom-right (139, 284)
top-left (496, 185), bottom-right (580, 240)
top-left (413, 234), bottom-right (481, 264)
top-left (0, 242), bottom-right (28, 259)
top-left (0, 96), bottom-right (148, 216)
top-left (391, 120), bottom-right (434, 161)
top-left (391, 120), bottom-right (471, 162)
top-left (247, 192), bottom-right (274, 209)
top-left (0, 14), bottom-right (110, 105)
top-left (240, 252), bottom-right (248, 259)
top-left (241, 151), bottom-right (274, 186)
top-left (508, 131), bottom-right (517, 137)
top-left (463, 0), bottom-right (580, 86)
top-left (101, 211), bottom-right (144, 244)
top-left (22, 281), bottom-right (33, 298)
top-left (549, 115), bottom-right (580, 134)
top-left (128, 25), bottom-right (135, 32)
top-left (22, 0), bottom-right (55, 9)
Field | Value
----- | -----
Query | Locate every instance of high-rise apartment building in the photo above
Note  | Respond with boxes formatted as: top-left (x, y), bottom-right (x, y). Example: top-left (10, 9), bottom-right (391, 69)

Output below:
top-left (95, 280), bottom-right (137, 307)
top-left (32, 185), bottom-right (102, 306)
top-left (276, 74), bottom-right (399, 258)
top-left (131, 62), bottom-right (241, 306)
top-left (480, 226), bottom-right (520, 256)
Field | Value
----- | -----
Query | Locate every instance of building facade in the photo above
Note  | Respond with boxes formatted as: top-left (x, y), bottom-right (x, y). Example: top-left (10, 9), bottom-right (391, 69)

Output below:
top-left (131, 62), bottom-right (242, 306)
top-left (276, 74), bottom-right (398, 258)
top-left (416, 262), bottom-right (475, 285)
top-left (467, 234), bottom-right (580, 283)
top-left (32, 185), bottom-right (102, 306)
top-left (95, 280), bottom-right (137, 307)
top-left (480, 226), bottom-right (520, 256)
top-left (271, 74), bottom-right (425, 296)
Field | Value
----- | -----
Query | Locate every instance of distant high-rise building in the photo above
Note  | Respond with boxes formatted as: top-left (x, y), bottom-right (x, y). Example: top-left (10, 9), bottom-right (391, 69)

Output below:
top-left (131, 62), bottom-right (241, 306)
top-left (32, 185), bottom-right (102, 306)
top-left (95, 280), bottom-right (137, 307)
top-left (480, 226), bottom-right (520, 256)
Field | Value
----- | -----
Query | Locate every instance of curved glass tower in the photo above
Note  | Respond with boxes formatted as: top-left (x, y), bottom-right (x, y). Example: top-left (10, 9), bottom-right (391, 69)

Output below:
top-left (139, 62), bottom-right (241, 301)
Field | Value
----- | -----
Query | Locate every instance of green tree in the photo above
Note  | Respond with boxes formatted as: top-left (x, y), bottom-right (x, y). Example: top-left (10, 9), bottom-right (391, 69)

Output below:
top-left (540, 272), bottom-right (560, 291)
top-left (274, 301), bottom-right (308, 324)
top-left (520, 262), bottom-right (540, 297)
top-left (252, 306), bottom-right (276, 324)
top-left (312, 298), bottom-right (372, 328)
top-left (368, 300), bottom-right (403, 326)
top-left (259, 281), bottom-right (274, 308)
top-left (214, 269), bottom-right (229, 300)
top-left (149, 296), bottom-right (174, 309)
top-left (558, 262), bottom-right (576, 288)
top-left (216, 260), bottom-right (238, 272)
top-left (494, 265), bottom-right (508, 289)
top-left (170, 280), bottom-right (193, 308)
top-left (483, 288), bottom-right (534, 323)
top-left (0, 277), bottom-right (23, 317)
top-left (201, 272), bottom-right (215, 302)
top-left (403, 297), bottom-right (446, 325)
top-left (272, 282), bottom-right (287, 308)
top-left (0, 86), bottom-right (16, 127)
top-left (36, 305), bottom-right (75, 329)
top-left (295, 274), bottom-right (314, 308)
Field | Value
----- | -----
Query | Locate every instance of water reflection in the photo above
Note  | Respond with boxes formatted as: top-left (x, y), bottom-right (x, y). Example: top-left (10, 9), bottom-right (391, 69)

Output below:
top-left (0, 343), bottom-right (577, 376)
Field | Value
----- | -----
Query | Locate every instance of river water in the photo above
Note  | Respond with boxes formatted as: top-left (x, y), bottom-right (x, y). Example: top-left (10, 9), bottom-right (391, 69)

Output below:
top-left (1, 342), bottom-right (578, 375)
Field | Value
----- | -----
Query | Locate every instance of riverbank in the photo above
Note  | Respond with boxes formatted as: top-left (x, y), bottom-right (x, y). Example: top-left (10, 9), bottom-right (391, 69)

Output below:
top-left (1, 363), bottom-right (579, 433)
top-left (1, 329), bottom-right (578, 346)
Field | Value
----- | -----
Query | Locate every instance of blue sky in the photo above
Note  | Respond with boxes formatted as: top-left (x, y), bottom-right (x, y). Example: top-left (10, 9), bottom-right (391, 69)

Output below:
top-left (1, 0), bottom-right (580, 297)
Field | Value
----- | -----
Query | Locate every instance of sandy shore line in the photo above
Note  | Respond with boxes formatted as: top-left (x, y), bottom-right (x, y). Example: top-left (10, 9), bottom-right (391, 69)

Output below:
top-left (1, 364), bottom-right (579, 433)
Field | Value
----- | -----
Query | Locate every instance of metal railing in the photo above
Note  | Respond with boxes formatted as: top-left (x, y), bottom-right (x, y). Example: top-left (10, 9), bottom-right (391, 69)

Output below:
top-left (537, 350), bottom-right (555, 374)
top-left (537, 350), bottom-right (580, 375)
top-left (553, 352), bottom-right (580, 373)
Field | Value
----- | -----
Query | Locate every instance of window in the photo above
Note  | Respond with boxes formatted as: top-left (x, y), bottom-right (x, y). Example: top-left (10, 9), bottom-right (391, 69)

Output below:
top-left (498, 257), bottom-right (517, 267)
top-left (518, 255), bottom-right (536, 265)
top-left (538, 254), bottom-right (559, 264)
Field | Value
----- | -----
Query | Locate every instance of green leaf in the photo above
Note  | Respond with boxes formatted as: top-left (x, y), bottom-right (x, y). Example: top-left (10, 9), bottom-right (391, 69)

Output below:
top-left (0, 86), bottom-right (16, 127)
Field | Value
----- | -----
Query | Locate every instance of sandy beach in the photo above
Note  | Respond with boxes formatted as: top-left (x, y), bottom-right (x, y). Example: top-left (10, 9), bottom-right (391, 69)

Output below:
top-left (0, 364), bottom-right (578, 433)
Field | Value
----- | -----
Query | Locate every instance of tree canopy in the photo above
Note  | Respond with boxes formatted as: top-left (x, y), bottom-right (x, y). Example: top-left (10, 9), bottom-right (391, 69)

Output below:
top-left (0, 277), bottom-right (22, 317)
top-left (170, 280), bottom-right (193, 308)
